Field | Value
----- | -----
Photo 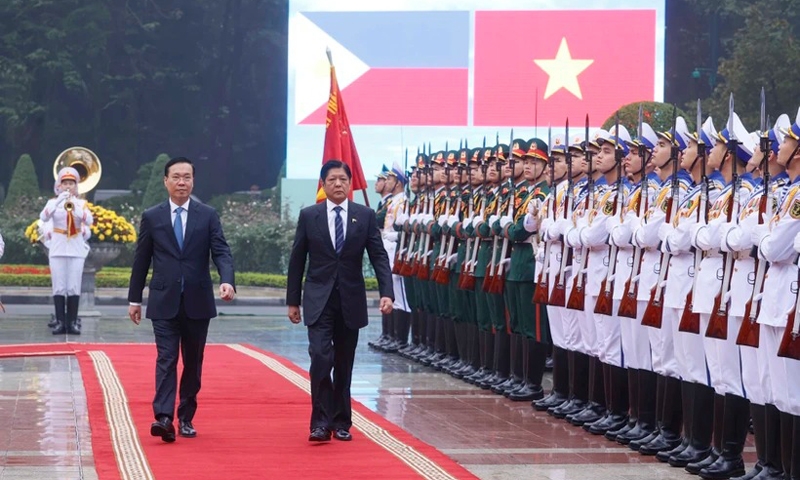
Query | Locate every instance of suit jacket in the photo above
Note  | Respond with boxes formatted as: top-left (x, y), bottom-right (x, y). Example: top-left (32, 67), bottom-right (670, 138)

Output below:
top-left (286, 201), bottom-right (393, 329)
top-left (128, 200), bottom-right (235, 320)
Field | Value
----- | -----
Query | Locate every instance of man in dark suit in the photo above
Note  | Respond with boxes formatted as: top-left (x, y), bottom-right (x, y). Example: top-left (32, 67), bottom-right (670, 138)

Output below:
top-left (127, 157), bottom-right (235, 443)
top-left (287, 159), bottom-right (394, 443)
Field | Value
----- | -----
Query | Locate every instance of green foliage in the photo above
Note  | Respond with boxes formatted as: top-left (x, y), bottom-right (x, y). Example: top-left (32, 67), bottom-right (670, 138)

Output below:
top-left (602, 102), bottom-right (691, 136)
top-left (140, 154), bottom-right (170, 210)
top-left (129, 162), bottom-right (154, 196)
top-left (4, 154), bottom-right (41, 209)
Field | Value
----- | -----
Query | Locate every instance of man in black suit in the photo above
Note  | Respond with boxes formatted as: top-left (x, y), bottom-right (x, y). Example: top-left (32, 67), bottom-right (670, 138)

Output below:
top-left (127, 157), bottom-right (235, 443)
top-left (287, 159), bottom-right (394, 443)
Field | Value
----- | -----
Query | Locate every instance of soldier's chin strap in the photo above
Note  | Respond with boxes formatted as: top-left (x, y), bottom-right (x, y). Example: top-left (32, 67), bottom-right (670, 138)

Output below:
top-left (786, 143), bottom-right (800, 171)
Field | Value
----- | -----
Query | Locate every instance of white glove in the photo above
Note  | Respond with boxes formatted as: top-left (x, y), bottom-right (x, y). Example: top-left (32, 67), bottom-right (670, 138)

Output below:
top-left (447, 216), bottom-right (459, 228)
top-left (609, 225), bottom-right (631, 247)
top-left (394, 212), bottom-right (409, 226)
top-left (539, 218), bottom-right (554, 240)
top-left (81, 224), bottom-right (92, 241)
top-left (535, 246), bottom-right (545, 264)
top-left (751, 224), bottom-right (770, 248)
top-left (446, 253), bottom-right (458, 266)
top-left (423, 213), bottom-right (434, 224)
top-left (489, 215), bottom-right (499, 226)
top-left (658, 223), bottom-right (674, 244)
top-left (716, 222), bottom-right (738, 252)
top-left (472, 216), bottom-right (485, 229)
top-left (524, 213), bottom-right (539, 233)
top-left (550, 218), bottom-right (571, 238)
top-left (437, 215), bottom-right (448, 227)
top-left (527, 199), bottom-right (538, 216)
top-left (57, 191), bottom-right (70, 201)
top-left (499, 215), bottom-right (513, 229)
top-left (382, 230), bottom-right (398, 242)
top-left (794, 233), bottom-right (800, 254)
top-left (499, 257), bottom-right (511, 268)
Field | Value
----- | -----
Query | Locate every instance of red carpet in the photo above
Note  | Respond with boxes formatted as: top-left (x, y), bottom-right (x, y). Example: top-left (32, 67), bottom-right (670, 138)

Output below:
top-left (0, 342), bottom-right (476, 480)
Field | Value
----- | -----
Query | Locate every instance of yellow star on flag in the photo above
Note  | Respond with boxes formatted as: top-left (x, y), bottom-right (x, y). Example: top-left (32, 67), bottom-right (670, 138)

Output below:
top-left (534, 38), bottom-right (594, 100)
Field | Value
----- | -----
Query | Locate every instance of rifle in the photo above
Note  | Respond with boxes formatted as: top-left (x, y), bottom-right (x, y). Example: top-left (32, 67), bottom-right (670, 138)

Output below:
top-left (595, 115), bottom-right (624, 316)
top-left (706, 93), bottom-right (739, 339)
top-left (679, 99), bottom-right (707, 333)
top-left (461, 153), bottom-right (489, 290)
top-left (392, 148), bottom-right (410, 275)
top-left (533, 126), bottom-right (554, 304)
top-left (458, 145), bottom-right (478, 290)
top-left (400, 161), bottom-right (423, 277)
top-left (619, 105), bottom-right (648, 318)
top-left (778, 255), bottom-right (800, 360)
top-left (433, 149), bottom-right (457, 284)
top-left (738, 87), bottom-right (770, 347)
top-left (549, 118), bottom-right (572, 307)
top-left (567, 115), bottom-right (593, 311)
top-left (436, 150), bottom-right (466, 285)
top-left (484, 135), bottom-right (510, 292)
top-left (415, 150), bottom-right (436, 280)
top-left (642, 105), bottom-right (679, 329)
top-left (488, 132), bottom-right (516, 294)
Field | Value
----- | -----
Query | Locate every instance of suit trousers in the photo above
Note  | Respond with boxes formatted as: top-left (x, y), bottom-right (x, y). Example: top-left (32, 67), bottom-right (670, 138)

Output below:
top-left (151, 296), bottom-right (210, 422)
top-left (307, 287), bottom-right (359, 431)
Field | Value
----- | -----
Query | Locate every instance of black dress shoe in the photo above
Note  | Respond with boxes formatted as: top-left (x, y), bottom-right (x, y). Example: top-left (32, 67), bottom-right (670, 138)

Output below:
top-left (150, 416), bottom-right (176, 443)
top-left (178, 420), bottom-right (196, 438)
top-left (333, 429), bottom-right (352, 441)
top-left (309, 427), bottom-right (331, 442)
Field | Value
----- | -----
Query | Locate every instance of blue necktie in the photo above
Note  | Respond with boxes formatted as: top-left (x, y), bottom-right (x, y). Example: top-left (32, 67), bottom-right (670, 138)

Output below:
top-left (174, 206), bottom-right (184, 250)
top-left (333, 206), bottom-right (344, 254)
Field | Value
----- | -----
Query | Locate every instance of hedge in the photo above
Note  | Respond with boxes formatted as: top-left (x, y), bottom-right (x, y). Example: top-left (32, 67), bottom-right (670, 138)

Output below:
top-left (0, 266), bottom-right (380, 290)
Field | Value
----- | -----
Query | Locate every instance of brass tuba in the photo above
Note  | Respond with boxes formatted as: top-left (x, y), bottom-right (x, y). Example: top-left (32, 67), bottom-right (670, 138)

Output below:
top-left (53, 146), bottom-right (102, 195)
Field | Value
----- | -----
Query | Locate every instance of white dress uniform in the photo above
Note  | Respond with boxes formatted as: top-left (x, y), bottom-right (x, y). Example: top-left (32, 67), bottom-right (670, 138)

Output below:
top-left (382, 189), bottom-right (408, 311)
top-left (39, 192), bottom-right (93, 296)
top-left (721, 172), bottom-right (790, 404)
top-left (535, 179), bottom-right (568, 351)
top-left (609, 172), bottom-right (660, 371)
top-left (632, 170), bottom-right (693, 379)
top-left (756, 178), bottom-right (800, 415)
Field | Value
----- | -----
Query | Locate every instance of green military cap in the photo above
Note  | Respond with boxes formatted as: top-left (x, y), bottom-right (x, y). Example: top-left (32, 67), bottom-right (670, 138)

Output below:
top-left (510, 139), bottom-right (530, 159)
top-left (524, 138), bottom-right (549, 161)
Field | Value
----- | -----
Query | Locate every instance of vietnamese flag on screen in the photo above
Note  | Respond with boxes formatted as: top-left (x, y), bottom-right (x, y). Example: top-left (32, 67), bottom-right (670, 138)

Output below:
top-left (473, 10), bottom-right (656, 126)
top-left (298, 11), bottom-right (470, 126)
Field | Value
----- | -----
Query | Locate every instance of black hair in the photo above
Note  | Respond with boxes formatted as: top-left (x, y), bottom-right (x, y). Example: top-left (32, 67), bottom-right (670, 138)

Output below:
top-left (164, 157), bottom-right (196, 177)
top-left (320, 159), bottom-right (352, 181)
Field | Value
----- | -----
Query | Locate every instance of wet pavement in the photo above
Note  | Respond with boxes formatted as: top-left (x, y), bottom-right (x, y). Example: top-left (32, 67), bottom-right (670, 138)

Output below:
top-left (0, 304), bottom-right (754, 479)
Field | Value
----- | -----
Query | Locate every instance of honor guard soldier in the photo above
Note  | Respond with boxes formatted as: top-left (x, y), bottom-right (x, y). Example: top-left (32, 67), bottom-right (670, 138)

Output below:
top-left (39, 167), bottom-right (94, 335)
top-left (724, 114), bottom-right (792, 480)
top-left (754, 107), bottom-right (800, 480)
top-left (503, 138), bottom-right (550, 402)
top-left (630, 119), bottom-right (694, 455)
top-left (369, 164), bottom-right (394, 350)
top-left (607, 121), bottom-right (661, 445)
top-left (380, 162), bottom-right (410, 352)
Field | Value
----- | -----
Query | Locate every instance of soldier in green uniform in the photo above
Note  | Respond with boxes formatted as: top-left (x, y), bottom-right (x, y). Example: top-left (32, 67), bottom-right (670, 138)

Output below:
top-left (505, 138), bottom-right (551, 401)
top-left (475, 144), bottom-right (513, 390)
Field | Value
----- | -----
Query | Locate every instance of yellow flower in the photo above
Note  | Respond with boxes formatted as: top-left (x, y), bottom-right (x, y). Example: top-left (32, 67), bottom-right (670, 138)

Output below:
top-left (113, 234), bottom-right (119, 241)
top-left (98, 233), bottom-right (105, 241)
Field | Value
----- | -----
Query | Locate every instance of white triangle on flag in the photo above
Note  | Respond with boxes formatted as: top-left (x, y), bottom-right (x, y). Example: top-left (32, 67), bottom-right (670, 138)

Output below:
top-left (291, 13), bottom-right (370, 125)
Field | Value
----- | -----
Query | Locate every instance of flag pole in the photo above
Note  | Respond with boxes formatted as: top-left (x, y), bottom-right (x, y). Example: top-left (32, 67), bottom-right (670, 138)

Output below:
top-left (326, 48), bottom-right (370, 207)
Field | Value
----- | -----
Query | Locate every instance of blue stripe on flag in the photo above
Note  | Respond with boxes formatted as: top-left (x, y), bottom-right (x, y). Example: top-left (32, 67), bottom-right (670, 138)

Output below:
top-left (303, 11), bottom-right (470, 69)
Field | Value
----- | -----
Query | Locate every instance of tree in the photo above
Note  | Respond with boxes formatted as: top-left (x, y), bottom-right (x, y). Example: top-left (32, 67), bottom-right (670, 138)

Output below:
top-left (4, 154), bottom-right (41, 209)
top-left (141, 154), bottom-right (170, 209)
top-left (602, 102), bottom-right (691, 137)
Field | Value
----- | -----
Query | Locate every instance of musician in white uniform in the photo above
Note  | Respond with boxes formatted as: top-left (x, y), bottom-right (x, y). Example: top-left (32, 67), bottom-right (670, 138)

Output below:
top-left (39, 167), bottom-right (93, 335)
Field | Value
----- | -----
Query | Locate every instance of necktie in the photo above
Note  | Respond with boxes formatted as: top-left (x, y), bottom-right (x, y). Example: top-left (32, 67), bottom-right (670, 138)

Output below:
top-left (333, 206), bottom-right (344, 254)
top-left (174, 206), bottom-right (184, 250)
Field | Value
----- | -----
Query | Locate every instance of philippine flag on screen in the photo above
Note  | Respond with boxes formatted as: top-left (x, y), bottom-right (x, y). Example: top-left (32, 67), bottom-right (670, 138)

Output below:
top-left (294, 11), bottom-right (470, 126)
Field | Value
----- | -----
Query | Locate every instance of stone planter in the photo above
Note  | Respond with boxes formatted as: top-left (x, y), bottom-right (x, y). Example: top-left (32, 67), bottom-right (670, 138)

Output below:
top-left (80, 242), bottom-right (122, 316)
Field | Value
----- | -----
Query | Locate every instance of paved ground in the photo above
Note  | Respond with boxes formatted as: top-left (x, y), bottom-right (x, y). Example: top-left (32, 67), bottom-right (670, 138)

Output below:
top-left (0, 297), bottom-right (755, 479)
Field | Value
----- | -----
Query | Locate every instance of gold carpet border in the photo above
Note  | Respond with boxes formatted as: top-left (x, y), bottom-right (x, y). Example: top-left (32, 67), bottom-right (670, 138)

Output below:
top-left (228, 344), bottom-right (460, 480)
top-left (89, 350), bottom-right (154, 480)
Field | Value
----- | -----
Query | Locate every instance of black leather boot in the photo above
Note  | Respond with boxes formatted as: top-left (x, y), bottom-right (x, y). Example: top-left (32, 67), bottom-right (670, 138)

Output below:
top-left (687, 392), bottom-right (726, 474)
top-left (658, 380), bottom-right (694, 462)
top-left (669, 383), bottom-right (714, 467)
top-left (732, 403), bottom-right (782, 480)
top-left (607, 367), bottom-right (638, 441)
top-left (553, 351), bottom-right (589, 419)
top-left (65, 295), bottom-right (81, 335)
top-left (568, 356), bottom-right (606, 426)
top-left (588, 364), bottom-right (628, 435)
top-left (510, 338), bottom-right (545, 401)
top-left (458, 323), bottom-right (480, 379)
top-left (790, 414), bottom-right (800, 480)
top-left (493, 332), bottom-right (521, 395)
top-left (618, 369), bottom-right (657, 445)
top-left (780, 411), bottom-right (794, 480)
top-left (535, 345), bottom-right (568, 410)
top-left (639, 376), bottom-right (682, 456)
top-left (479, 330), bottom-right (508, 389)
top-left (51, 295), bottom-right (67, 334)
top-left (630, 372), bottom-right (665, 451)
top-left (465, 329), bottom-right (488, 384)
top-left (698, 393), bottom-right (749, 479)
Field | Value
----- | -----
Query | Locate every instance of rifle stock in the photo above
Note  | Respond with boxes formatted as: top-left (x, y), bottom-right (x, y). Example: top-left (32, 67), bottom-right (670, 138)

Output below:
top-left (641, 251), bottom-right (670, 329)
top-left (678, 290), bottom-right (700, 334)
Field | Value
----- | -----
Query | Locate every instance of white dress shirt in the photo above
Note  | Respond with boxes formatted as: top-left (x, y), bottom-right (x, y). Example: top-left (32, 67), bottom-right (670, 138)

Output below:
top-left (169, 198), bottom-right (190, 237)
top-left (326, 198), bottom-right (348, 250)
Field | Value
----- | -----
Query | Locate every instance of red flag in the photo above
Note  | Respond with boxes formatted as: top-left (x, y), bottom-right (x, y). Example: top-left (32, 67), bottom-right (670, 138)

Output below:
top-left (473, 10), bottom-right (656, 126)
top-left (316, 64), bottom-right (367, 203)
